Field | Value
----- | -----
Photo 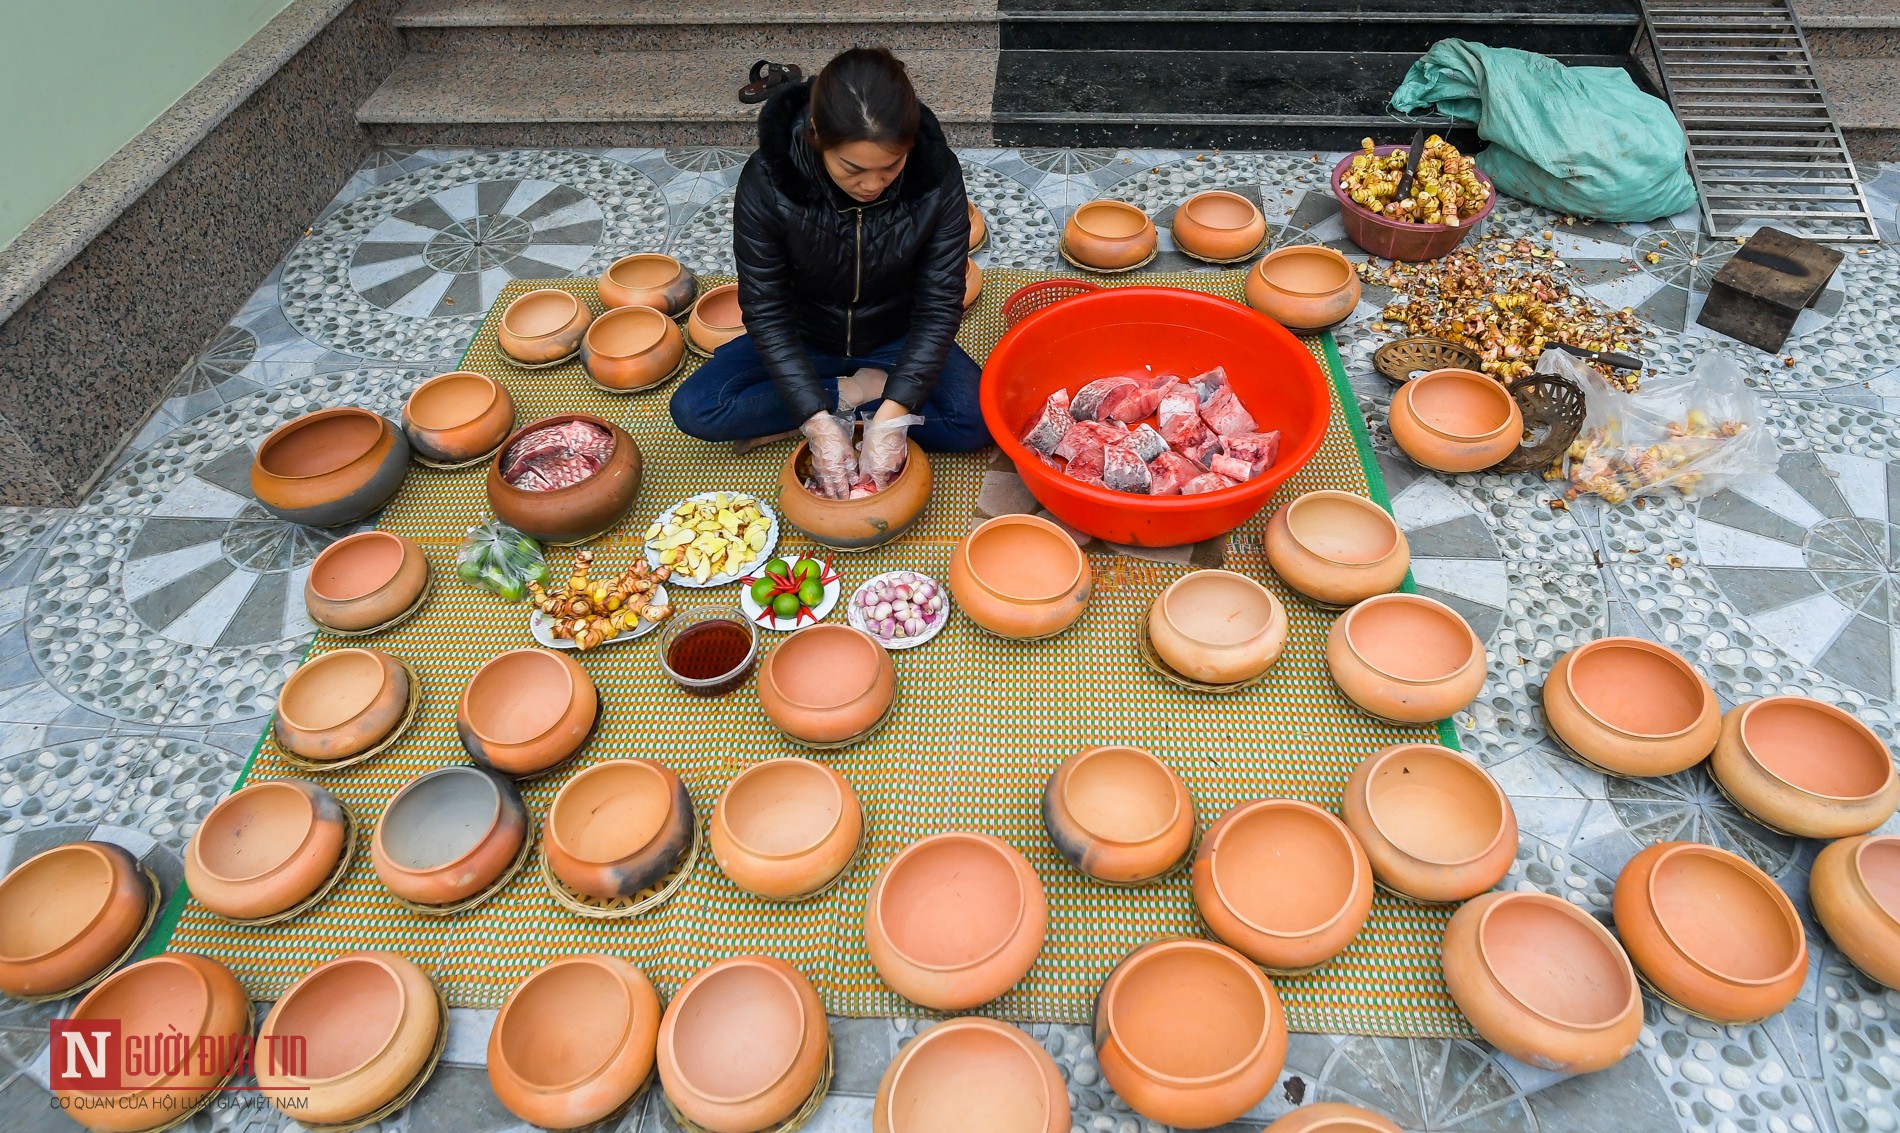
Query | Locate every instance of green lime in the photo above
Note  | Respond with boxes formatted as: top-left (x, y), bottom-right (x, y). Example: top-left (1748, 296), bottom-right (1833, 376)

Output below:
top-left (764, 557), bottom-right (791, 580)
top-left (772, 592), bottom-right (802, 620)
top-left (793, 559), bottom-right (823, 584)
top-left (749, 577), bottom-right (778, 604)
top-left (798, 579), bottom-right (825, 607)
top-left (457, 559), bottom-right (484, 583)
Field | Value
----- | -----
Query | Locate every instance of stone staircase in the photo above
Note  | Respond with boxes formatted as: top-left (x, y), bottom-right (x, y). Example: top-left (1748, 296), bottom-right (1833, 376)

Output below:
top-left (1799, 0), bottom-right (1900, 161)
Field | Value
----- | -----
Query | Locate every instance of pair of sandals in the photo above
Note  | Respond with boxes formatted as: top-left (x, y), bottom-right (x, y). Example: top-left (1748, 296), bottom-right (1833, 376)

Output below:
top-left (739, 60), bottom-right (803, 104)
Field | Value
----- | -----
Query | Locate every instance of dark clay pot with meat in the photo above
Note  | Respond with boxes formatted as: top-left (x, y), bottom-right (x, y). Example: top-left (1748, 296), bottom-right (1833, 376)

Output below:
top-left (487, 415), bottom-right (643, 545)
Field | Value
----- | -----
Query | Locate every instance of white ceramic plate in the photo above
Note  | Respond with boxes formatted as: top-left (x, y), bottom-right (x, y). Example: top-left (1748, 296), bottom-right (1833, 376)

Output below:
top-left (738, 572), bottom-right (842, 632)
top-left (847, 571), bottom-right (951, 650)
top-left (528, 585), bottom-right (670, 649)
top-left (642, 492), bottom-right (780, 588)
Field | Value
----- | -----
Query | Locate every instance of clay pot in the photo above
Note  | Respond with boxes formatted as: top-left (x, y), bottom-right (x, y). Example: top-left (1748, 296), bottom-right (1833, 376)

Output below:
top-left (372, 766), bottom-right (528, 906)
top-left (967, 199), bottom-right (986, 250)
top-left (1342, 743), bottom-right (1516, 904)
top-left (489, 954), bottom-right (662, 1129)
top-left (778, 437), bottom-right (931, 551)
top-left (1264, 1103), bottom-right (1404, 1133)
top-left (1613, 841), bottom-right (1807, 1024)
top-left (757, 624), bottom-right (897, 746)
top-left (1147, 569), bottom-right (1287, 684)
top-left (56, 954), bottom-right (252, 1133)
top-left (1440, 891), bottom-right (1642, 1074)
top-left (273, 648), bottom-right (410, 762)
top-left (487, 413), bottom-right (643, 545)
top-left (1810, 834), bottom-right (1900, 989)
top-left (303, 531), bottom-right (429, 632)
top-left (250, 407), bottom-right (411, 527)
top-left (874, 1016), bottom-right (1069, 1133)
top-left (402, 370), bottom-right (515, 466)
top-left (0, 841), bottom-right (149, 998)
top-left (712, 758), bottom-right (863, 899)
top-left (582, 304), bottom-right (686, 392)
top-left (1325, 593), bottom-right (1486, 724)
top-left (185, 780), bottom-right (350, 921)
top-left (1542, 637), bottom-right (1720, 777)
top-left (1093, 938), bottom-right (1287, 1129)
top-left (865, 832), bottom-right (1048, 1011)
top-left (1264, 490), bottom-right (1410, 608)
top-left (657, 955), bottom-right (829, 1133)
top-left (1064, 200), bottom-right (1157, 270)
top-left (499, 288), bottom-right (592, 364)
top-left (1042, 745), bottom-right (1196, 884)
top-left (598, 252), bottom-right (698, 318)
top-left (1174, 191), bottom-right (1268, 262)
top-left (1243, 246), bottom-right (1361, 330)
top-left (1193, 800), bottom-right (1373, 974)
top-left (1710, 696), bottom-right (1900, 837)
top-left (256, 952), bottom-right (441, 1126)
top-left (948, 514), bottom-right (1093, 639)
top-left (457, 648), bottom-right (598, 777)
top-left (1388, 368), bottom-right (1523, 474)
top-left (688, 283), bottom-right (746, 352)
top-left (545, 758), bottom-right (696, 900)
top-left (964, 258), bottom-right (984, 309)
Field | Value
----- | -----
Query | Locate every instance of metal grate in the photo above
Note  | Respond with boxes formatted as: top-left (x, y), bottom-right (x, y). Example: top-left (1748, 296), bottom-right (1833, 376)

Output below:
top-left (1641, 0), bottom-right (1878, 242)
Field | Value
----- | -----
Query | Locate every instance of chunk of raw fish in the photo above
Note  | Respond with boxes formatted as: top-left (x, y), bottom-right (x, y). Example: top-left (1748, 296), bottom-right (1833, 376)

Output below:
top-left (1188, 366), bottom-right (1231, 403)
top-left (1021, 388), bottom-right (1075, 455)
top-left (1179, 431), bottom-right (1226, 469)
top-left (1100, 374), bottom-right (1178, 423)
top-left (1180, 472), bottom-right (1241, 495)
top-left (1053, 419), bottom-right (1129, 463)
top-left (1103, 442), bottom-right (1154, 493)
top-left (1157, 386), bottom-right (1201, 431)
top-left (1210, 453), bottom-right (1256, 483)
top-left (1071, 375), bottom-right (1140, 421)
top-left (1147, 451), bottom-right (1202, 496)
top-left (1067, 444), bottom-right (1107, 483)
top-left (1222, 431), bottom-right (1281, 476)
top-left (1199, 384), bottom-right (1259, 437)
top-left (1126, 423), bottom-right (1168, 462)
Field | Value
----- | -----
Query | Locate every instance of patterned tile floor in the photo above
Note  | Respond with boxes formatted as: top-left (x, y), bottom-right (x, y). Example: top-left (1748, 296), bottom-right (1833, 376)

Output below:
top-left (3, 145), bottom-right (1900, 1133)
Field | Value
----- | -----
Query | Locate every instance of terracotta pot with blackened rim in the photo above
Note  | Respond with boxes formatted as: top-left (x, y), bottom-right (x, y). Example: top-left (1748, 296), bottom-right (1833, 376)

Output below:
top-left (1263, 1103), bottom-right (1404, 1133)
top-left (1264, 490), bottom-right (1410, 608)
top-left (256, 952), bottom-right (441, 1126)
top-left (1063, 200), bottom-right (1157, 270)
top-left (56, 954), bottom-right (252, 1133)
top-left (304, 531), bottom-right (429, 632)
top-left (1174, 191), bottom-right (1268, 263)
top-left (873, 1016), bottom-right (1069, 1133)
top-left (712, 758), bottom-right (863, 899)
top-left (948, 514), bottom-right (1092, 639)
top-left (598, 253), bottom-right (698, 318)
top-left (1387, 368), bottom-right (1523, 474)
top-left (1093, 938), bottom-right (1287, 1129)
top-left (1613, 842), bottom-right (1807, 1024)
top-left (273, 648), bottom-right (410, 762)
top-left (186, 780), bottom-right (350, 921)
top-left (486, 414), bottom-right (642, 545)
top-left (457, 648), bottom-right (599, 777)
top-left (865, 832), bottom-right (1048, 1010)
top-left (687, 284), bottom-right (746, 352)
top-left (1342, 744), bottom-right (1517, 903)
top-left (1243, 246), bottom-right (1361, 330)
top-left (1192, 800), bottom-right (1373, 974)
top-left (545, 758), bottom-right (695, 900)
top-left (499, 288), bottom-right (592, 364)
top-left (758, 624), bottom-right (897, 746)
top-left (402, 370), bottom-right (515, 465)
top-left (967, 199), bottom-right (987, 250)
top-left (1811, 835), bottom-right (1900, 989)
top-left (778, 438), bottom-right (932, 551)
top-left (1542, 637), bottom-right (1720, 777)
top-left (1147, 569), bottom-right (1287, 684)
top-left (489, 954), bottom-right (662, 1130)
top-left (657, 955), bottom-right (830, 1133)
top-left (251, 407), bottom-right (411, 528)
top-left (0, 841), bottom-right (150, 998)
top-left (1325, 593), bottom-right (1486, 724)
top-left (372, 766), bottom-right (529, 906)
top-left (582, 305), bottom-right (687, 392)
top-left (1042, 746), bottom-right (1196, 884)
top-left (1710, 696), bottom-right (1900, 837)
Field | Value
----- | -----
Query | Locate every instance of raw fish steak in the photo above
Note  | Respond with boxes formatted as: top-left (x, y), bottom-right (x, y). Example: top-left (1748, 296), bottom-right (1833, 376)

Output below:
top-left (1103, 442), bottom-right (1154, 493)
top-left (1053, 419), bottom-right (1129, 463)
top-left (1100, 374), bottom-right (1178, 423)
top-left (1198, 383), bottom-right (1259, 437)
top-left (1147, 451), bottom-right (1202, 496)
top-left (1021, 389), bottom-right (1074, 455)
top-left (1189, 366), bottom-right (1231, 402)
top-left (1222, 431), bottom-right (1281, 476)
top-left (502, 420), bottom-right (613, 490)
top-left (1210, 454), bottom-right (1256, 483)
top-left (1126, 423), bottom-right (1168, 462)
top-left (1067, 444), bottom-right (1107, 483)
top-left (1180, 472), bottom-right (1241, 495)
top-left (1157, 386), bottom-right (1201, 430)
top-left (1180, 431), bottom-right (1226, 470)
top-left (1071, 375), bottom-right (1138, 421)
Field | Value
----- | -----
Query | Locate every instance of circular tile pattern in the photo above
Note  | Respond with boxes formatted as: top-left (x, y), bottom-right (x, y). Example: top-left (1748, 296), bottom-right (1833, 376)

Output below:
top-left (963, 158), bottom-right (1059, 270)
top-left (1604, 771), bottom-right (1798, 874)
top-left (0, 737), bottom-right (244, 842)
top-left (670, 187), bottom-right (737, 274)
top-left (1632, 229), bottom-right (1736, 292)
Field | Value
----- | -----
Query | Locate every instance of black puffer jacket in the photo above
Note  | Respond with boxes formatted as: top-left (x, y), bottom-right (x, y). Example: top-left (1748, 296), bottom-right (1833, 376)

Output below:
top-left (733, 81), bottom-right (970, 423)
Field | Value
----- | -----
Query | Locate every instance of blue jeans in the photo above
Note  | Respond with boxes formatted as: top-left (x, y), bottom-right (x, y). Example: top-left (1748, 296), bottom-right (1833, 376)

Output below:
top-left (669, 334), bottom-right (992, 452)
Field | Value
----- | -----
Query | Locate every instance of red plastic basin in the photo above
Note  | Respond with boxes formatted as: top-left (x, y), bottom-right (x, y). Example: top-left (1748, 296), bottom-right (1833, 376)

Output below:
top-left (980, 286), bottom-right (1330, 547)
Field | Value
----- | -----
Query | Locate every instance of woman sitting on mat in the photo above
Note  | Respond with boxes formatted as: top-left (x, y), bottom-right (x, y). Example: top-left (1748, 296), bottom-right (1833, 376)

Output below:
top-left (670, 47), bottom-right (991, 498)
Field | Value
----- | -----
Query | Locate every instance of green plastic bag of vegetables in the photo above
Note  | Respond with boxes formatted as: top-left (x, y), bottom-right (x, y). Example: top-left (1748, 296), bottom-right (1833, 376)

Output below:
top-left (457, 522), bottom-right (547, 602)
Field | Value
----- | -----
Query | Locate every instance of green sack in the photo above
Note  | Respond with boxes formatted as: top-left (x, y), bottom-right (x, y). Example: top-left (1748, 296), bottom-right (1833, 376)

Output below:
top-left (1390, 39), bottom-right (1697, 223)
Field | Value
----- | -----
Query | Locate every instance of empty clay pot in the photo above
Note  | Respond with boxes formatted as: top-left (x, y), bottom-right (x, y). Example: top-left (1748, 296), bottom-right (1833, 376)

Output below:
top-left (457, 648), bottom-right (599, 777)
top-left (1147, 569), bottom-right (1287, 684)
top-left (1264, 490), bottom-right (1410, 608)
top-left (1440, 891), bottom-right (1642, 1074)
top-left (1542, 637), bottom-right (1720, 777)
top-left (757, 624), bottom-right (897, 746)
top-left (1613, 841), bottom-right (1807, 1024)
top-left (402, 370), bottom-right (514, 466)
top-left (1810, 834), bottom-right (1900, 989)
top-left (582, 304), bottom-right (686, 392)
top-left (1387, 369), bottom-right (1523, 474)
top-left (1094, 938), bottom-right (1287, 1129)
top-left (256, 952), bottom-right (441, 1126)
top-left (1264, 1103), bottom-right (1404, 1133)
top-left (499, 288), bottom-right (592, 364)
top-left (1173, 191), bottom-right (1268, 262)
top-left (250, 407), bottom-right (411, 527)
top-left (1342, 743), bottom-right (1517, 904)
top-left (1326, 593), bottom-right (1486, 724)
top-left (778, 436), bottom-right (932, 551)
top-left (545, 758), bottom-right (696, 900)
top-left (949, 514), bottom-right (1093, 639)
top-left (657, 955), bottom-right (829, 1133)
top-left (303, 531), bottom-right (429, 632)
top-left (185, 780), bottom-right (350, 921)
top-left (1710, 695), bottom-right (1900, 837)
top-left (874, 1016), bottom-right (1070, 1133)
top-left (273, 648), bottom-right (410, 762)
top-left (56, 954), bottom-right (252, 1133)
top-left (866, 832), bottom-right (1048, 1010)
top-left (1064, 200), bottom-right (1157, 270)
top-left (598, 252), bottom-right (698, 318)
top-left (712, 757), bottom-right (863, 899)
top-left (1042, 745), bottom-right (1196, 884)
top-left (1193, 800), bottom-right (1374, 974)
top-left (967, 199), bottom-right (987, 250)
top-left (489, 954), bottom-right (662, 1129)
top-left (372, 766), bottom-right (528, 906)
top-left (1243, 245), bottom-right (1362, 330)
top-left (486, 413), bottom-right (643, 545)
top-left (0, 841), bottom-right (149, 998)
top-left (687, 283), bottom-right (746, 353)
top-left (964, 258), bottom-right (984, 309)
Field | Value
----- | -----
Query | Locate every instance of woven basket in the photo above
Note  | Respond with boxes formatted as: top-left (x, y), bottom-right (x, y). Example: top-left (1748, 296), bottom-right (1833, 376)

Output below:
top-left (1373, 337), bottom-right (1482, 384)
top-left (1496, 373), bottom-right (1585, 474)
top-left (1001, 279), bottom-right (1102, 330)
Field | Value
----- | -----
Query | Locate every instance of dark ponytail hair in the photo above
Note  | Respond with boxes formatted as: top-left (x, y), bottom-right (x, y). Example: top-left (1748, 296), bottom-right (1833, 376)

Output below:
top-left (807, 47), bottom-right (921, 153)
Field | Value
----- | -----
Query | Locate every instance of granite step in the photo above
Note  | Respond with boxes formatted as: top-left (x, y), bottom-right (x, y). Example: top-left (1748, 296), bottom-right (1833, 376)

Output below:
top-left (1816, 56), bottom-right (1900, 163)
top-left (394, 0), bottom-right (998, 52)
top-left (1794, 0), bottom-right (1900, 59)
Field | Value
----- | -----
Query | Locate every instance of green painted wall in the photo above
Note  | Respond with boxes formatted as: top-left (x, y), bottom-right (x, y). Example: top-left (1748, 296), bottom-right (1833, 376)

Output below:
top-left (0, 0), bottom-right (298, 250)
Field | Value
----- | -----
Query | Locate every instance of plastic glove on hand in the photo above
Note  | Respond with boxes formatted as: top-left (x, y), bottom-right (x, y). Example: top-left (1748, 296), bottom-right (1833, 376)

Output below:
top-left (800, 413), bottom-right (859, 500)
top-left (858, 413), bottom-right (925, 491)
